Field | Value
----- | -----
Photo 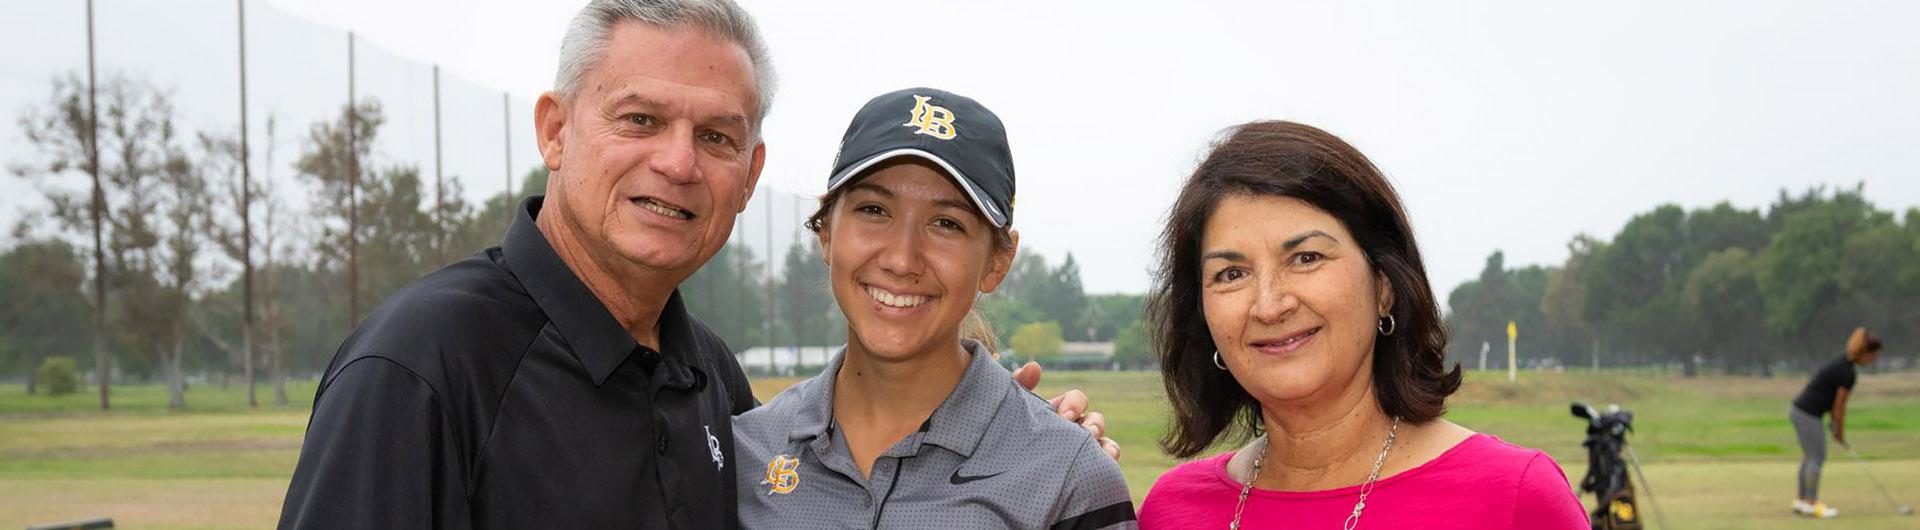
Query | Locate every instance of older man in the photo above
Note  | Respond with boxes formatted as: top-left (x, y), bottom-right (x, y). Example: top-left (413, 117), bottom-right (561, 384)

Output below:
top-left (277, 1), bottom-right (1102, 529)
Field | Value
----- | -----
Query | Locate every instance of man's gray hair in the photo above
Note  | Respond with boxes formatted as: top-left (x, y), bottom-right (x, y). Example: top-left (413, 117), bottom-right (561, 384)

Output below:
top-left (554, 0), bottom-right (777, 127)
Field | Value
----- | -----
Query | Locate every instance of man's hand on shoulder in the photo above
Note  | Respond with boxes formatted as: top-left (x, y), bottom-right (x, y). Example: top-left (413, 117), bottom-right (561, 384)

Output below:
top-left (1012, 361), bottom-right (1121, 461)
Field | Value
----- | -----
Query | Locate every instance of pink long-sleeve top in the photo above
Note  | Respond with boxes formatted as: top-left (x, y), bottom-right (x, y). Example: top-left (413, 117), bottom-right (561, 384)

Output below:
top-left (1138, 434), bottom-right (1589, 530)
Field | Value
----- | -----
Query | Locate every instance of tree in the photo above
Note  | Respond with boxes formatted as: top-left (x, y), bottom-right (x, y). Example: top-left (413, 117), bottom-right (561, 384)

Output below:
top-left (778, 238), bottom-right (839, 347)
top-left (1541, 236), bottom-right (1600, 368)
top-left (1755, 192), bottom-right (1876, 359)
top-left (296, 100), bottom-right (383, 327)
top-left (0, 240), bottom-right (91, 391)
top-left (11, 72), bottom-right (116, 408)
top-left (197, 130), bottom-right (260, 406)
top-left (1445, 251), bottom-right (1549, 367)
top-left (1083, 293), bottom-right (1145, 342)
top-left (682, 241), bottom-right (769, 348)
top-left (1010, 321), bottom-right (1063, 362)
top-left (977, 295), bottom-right (1045, 347)
top-left (1111, 319), bottom-right (1153, 369)
top-left (1685, 248), bottom-right (1767, 374)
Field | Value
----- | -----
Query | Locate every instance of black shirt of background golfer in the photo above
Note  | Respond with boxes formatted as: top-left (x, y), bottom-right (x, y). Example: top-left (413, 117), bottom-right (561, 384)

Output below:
top-left (1793, 355), bottom-right (1857, 417)
top-left (278, 197), bottom-right (755, 530)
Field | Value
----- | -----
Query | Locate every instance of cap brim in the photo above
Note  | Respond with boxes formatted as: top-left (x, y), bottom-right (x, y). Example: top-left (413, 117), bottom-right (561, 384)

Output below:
top-left (825, 148), bottom-right (1008, 227)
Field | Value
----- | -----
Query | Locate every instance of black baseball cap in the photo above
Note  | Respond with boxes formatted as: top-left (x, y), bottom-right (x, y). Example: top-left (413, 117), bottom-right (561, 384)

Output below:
top-left (825, 87), bottom-right (1015, 227)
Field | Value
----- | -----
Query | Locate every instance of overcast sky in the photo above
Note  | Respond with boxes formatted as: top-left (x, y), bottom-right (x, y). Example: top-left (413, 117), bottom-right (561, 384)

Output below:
top-left (4, 0), bottom-right (1916, 296)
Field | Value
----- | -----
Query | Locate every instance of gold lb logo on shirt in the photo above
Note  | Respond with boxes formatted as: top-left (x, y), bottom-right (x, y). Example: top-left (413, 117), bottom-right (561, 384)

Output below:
top-left (763, 454), bottom-right (800, 495)
top-left (902, 95), bottom-right (957, 140)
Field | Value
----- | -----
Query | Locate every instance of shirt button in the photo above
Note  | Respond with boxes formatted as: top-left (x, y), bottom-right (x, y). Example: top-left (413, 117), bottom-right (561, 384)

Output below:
top-left (657, 434), bottom-right (670, 454)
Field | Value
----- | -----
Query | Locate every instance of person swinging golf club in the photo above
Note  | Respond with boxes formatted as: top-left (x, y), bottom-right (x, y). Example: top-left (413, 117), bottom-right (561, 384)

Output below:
top-left (1788, 327), bottom-right (1883, 518)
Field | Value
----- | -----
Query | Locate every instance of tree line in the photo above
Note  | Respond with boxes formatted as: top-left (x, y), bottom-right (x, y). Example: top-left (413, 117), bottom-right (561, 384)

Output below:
top-left (3, 72), bottom-right (532, 408)
top-left (8, 72), bottom-right (1909, 410)
top-left (1446, 185), bottom-right (1917, 376)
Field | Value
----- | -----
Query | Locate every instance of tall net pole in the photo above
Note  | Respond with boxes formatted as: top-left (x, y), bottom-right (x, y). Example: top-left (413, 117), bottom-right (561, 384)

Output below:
top-left (86, 0), bottom-right (111, 410)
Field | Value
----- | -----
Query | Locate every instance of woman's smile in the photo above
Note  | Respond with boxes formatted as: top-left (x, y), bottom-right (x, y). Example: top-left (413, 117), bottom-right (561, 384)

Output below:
top-left (1248, 325), bottom-right (1321, 357)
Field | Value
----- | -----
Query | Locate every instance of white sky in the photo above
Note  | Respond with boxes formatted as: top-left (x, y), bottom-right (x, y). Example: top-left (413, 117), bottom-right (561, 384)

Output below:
top-left (4, 0), bottom-right (1917, 296)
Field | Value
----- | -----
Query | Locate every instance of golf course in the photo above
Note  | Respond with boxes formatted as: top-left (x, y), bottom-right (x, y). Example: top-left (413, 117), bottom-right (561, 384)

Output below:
top-left (3, 369), bottom-right (1917, 529)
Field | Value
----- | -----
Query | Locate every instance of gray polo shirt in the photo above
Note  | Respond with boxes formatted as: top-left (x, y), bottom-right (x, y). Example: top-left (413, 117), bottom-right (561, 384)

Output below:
top-left (733, 341), bottom-right (1137, 529)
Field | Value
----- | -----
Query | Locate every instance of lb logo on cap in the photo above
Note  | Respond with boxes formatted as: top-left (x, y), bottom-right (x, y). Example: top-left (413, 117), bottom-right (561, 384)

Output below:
top-left (763, 454), bottom-right (800, 495)
top-left (902, 95), bottom-right (957, 140)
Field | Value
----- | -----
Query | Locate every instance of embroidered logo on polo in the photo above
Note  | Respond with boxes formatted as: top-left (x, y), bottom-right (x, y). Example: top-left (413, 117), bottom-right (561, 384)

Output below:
top-left (902, 95), bottom-right (958, 140)
top-left (949, 468), bottom-right (1004, 485)
top-left (763, 454), bottom-right (800, 495)
top-left (704, 426), bottom-right (724, 471)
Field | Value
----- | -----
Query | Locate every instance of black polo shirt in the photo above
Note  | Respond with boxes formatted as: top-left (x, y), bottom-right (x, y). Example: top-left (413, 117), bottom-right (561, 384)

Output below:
top-left (279, 196), bottom-right (755, 529)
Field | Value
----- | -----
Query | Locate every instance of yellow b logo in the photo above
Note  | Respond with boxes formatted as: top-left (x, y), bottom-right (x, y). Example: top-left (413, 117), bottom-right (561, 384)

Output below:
top-left (1610, 498), bottom-right (1636, 522)
top-left (902, 95), bottom-right (958, 140)
top-left (763, 454), bottom-right (800, 495)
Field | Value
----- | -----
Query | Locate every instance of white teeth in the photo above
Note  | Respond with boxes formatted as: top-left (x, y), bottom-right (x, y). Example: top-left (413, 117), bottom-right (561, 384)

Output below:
top-left (636, 198), bottom-right (692, 220)
top-left (865, 285), bottom-right (929, 308)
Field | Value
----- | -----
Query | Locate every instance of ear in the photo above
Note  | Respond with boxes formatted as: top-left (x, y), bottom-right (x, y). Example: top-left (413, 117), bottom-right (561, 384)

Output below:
top-left (977, 229), bottom-right (1020, 294)
top-left (1374, 270), bottom-right (1395, 316)
top-left (815, 214), bottom-right (833, 266)
top-left (534, 91), bottom-right (567, 173)
top-left (739, 141), bottom-right (767, 213)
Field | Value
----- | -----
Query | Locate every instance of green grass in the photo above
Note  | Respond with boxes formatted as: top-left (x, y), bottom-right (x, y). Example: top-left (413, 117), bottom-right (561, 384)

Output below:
top-left (5, 372), bottom-right (1919, 529)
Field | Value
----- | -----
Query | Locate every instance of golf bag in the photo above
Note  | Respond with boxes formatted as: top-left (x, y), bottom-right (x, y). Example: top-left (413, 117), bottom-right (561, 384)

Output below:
top-left (1572, 402), bottom-right (1642, 530)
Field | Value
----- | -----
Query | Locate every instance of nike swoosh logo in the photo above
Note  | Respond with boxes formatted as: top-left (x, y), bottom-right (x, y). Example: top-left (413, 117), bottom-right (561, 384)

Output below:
top-left (949, 469), bottom-right (1004, 485)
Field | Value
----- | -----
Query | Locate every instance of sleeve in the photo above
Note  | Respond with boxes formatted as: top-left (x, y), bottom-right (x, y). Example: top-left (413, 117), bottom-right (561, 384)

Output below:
top-left (278, 358), bottom-right (471, 530)
top-left (1510, 452), bottom-right (1590, 530)
top-left (1841, 365), bottom-right (1858, 391)
top-left (1051, 436), bottom-right (1139, 530)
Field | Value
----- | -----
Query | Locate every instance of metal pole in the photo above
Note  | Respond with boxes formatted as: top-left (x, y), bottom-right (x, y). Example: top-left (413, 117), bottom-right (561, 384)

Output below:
top-left (347, 31), bottom-right (359, 325)
top-left (503, 91), bottom-right (513, 223)
top-left (765, 194), bottom-right (776, 374)
top-left (238, 0), bottom-right (256, 408)
top-left (433, 64), bottom-right (443, 263)
top-left (86, 0), bottom-right (110, 410)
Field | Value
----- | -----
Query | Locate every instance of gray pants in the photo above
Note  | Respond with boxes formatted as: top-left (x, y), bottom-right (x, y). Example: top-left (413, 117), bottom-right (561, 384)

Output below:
top-left (1791, 406), bottom-right (1827, 500)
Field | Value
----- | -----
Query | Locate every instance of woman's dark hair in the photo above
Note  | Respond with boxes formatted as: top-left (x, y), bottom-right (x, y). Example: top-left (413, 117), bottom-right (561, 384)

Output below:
top-left (1149, 120), bottom-right (1461, 458)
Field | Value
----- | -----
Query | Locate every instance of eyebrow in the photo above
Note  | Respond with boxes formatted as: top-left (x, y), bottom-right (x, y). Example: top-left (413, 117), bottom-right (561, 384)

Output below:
top-left (933, 197), bottom-right (977, 213)
top-left (1201, 230), bottom-right (1335, 263)
top-left (846, 182), bottom-right (893, 198)
top-left (1201, 250), bottom-right (1245, 263)
top-left (1283, 230), bottom-right (1336, 250)
top-left (846, 183), bottom-right (985, 220)
top-left (610, 94), bottom-right (750, 130)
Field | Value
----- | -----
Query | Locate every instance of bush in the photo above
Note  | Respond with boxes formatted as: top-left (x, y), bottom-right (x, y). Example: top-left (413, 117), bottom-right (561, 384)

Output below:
top-left (1010, 321), bottom-right (1063, 361)
top-left (36, 356), bottom-right (81, 396)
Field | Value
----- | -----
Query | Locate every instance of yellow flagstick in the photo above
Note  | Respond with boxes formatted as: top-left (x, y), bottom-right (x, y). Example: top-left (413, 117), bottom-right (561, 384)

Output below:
top-left (1506, 321), bottom-right (1518, 382)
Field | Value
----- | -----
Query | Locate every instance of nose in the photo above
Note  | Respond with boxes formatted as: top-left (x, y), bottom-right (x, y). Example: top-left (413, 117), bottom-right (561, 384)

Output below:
top-left (873, 222), bottom-right (926, 281)
top-left (1249, 269), bottom-right (1298, 325)
top-left (649, 125), bottom-right (699, 184)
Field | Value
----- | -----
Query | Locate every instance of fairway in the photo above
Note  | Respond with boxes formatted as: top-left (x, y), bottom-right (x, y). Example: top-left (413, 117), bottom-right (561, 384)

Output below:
top-left (4, 371), bottom-right (1919, 529)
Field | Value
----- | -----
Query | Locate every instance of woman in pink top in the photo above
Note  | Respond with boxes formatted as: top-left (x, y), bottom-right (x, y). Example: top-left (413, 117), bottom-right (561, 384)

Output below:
top-left (1137, 121), bottom-right (1587, 529)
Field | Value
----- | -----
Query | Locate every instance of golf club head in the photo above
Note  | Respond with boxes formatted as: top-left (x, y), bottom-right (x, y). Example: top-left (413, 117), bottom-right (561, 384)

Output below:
top-left (1571, 401), bottom-right (1596, 422)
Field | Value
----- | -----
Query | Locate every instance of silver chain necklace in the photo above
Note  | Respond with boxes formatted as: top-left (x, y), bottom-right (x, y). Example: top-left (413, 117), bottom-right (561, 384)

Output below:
top-left (1229, 416), bottom-right (1400, 530)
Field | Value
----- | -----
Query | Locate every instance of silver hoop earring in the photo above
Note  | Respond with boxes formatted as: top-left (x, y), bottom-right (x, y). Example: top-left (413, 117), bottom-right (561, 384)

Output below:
top-left (1213, 351), bottom-right (1228, 371)
top-left (1378, 315), bottom-right (1397, 336)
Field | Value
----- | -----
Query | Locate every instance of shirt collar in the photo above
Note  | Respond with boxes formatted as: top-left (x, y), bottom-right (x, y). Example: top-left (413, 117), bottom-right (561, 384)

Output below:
top-left (789, 340), bottom-right (1011, 458)
top-left (501, 196), bottom-right (695, 386)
